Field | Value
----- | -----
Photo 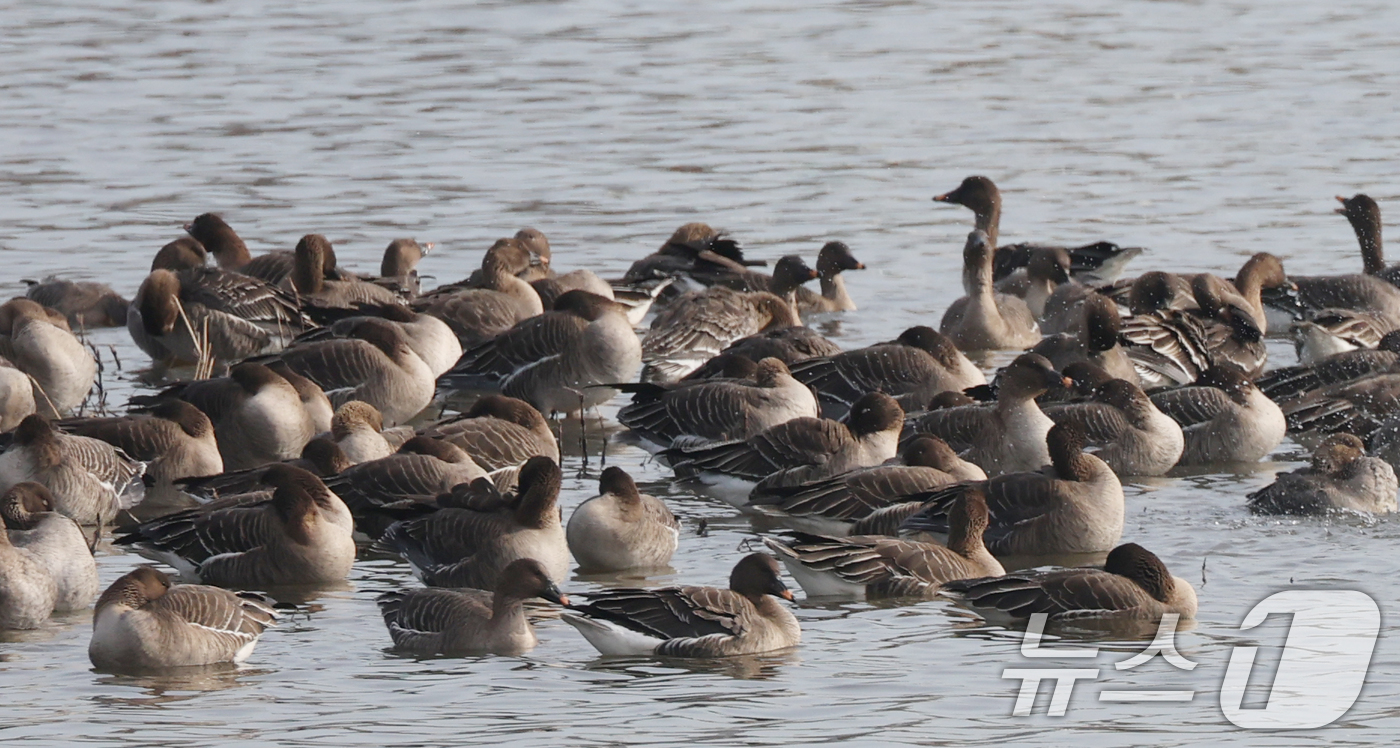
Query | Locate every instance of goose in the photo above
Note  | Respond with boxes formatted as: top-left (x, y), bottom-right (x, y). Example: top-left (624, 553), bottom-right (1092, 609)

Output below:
top-left (115, 464), bottom-right (355, 588)
top-left (1247, 434), bottom-right (1397, 515)
top-left (127, 267), bottom-right (310, 370)
top-left (933, 175), bottom-right (1143, 282)
top-left (697, 254), bottom-right (820, 307)
top-left (419, 395), bottom-right (559, 470)
top-left (1149, 367), bottom-right (1285, 464)
top-left (640, 287), bottom-right (802, 382)
top-left (939, 230), bottom-right (1041, 350)
top-left (268, 363), bottom-right (335, 433)
top-left (561, 552), bottom-right (799, 657)
top-left (23, 277), bottom-right (128, 328)
top-left (0, 298), bottom-right (96, 417)
top-left (567, 467), bottom-right (679, 572)
top-left (2, 482), bottom-right (98, 611)
top-left (790, 326), bottom-right (984, 419)
top-left (55, 400), bottom-right (224, 504)
top-left (174, 437), bottom-right (350, 504)
top-left (0, 363), bottom-right (36, 431)
top-left (1277, 367), bottom-right (1400, 445)
top-left (1014, 246), bottom-right (1073, 318)
top-left (1119, 273), bottom-right (1266, 386)
top-left (266, 317), bottom-right (435, 426)
top-left (323, 436), bottom-right (487, 523)
top-left (764, 489), bottom-right (1004, 599)
top-left (1338, 194), bottom-right (1394, 286)
top-left (511, 228), bottom-right (617, 298)
top-left (376, 558), bottom-right (568, 655)
top-left (1258, 252), bottom-right (1400, 329)
top-left (1043, 379), bottom-right (1184, 476)
top-left (151, 236), bottom-right (209, 271)
top-left (908, 353), bottom-right (1071, 476)
top-left (681, 326), bottom-right (841, 380)
top-left (373, 238), bottom-right (433, 297)
top-left (442, 290), bottom-right (642, 416)
top-left (796, 241), bottom-right (865, 314)
top-left (0, 512), bottom-right (57, 629)
top-left (896, 423), bottom-right (1124, 556)
top-left (619, 222), bottom-right (765, 293)
top-left (295, 303), bottom-right (462, 380)
top-left (184, 213), bottom-right (331, 285)
top-left (617, 357), bottom-right (819, 451)
top-left (746, 435), bottom-right (984, 534)
top-left (666, 392), bottom-right (904, 504)
top-left (329, 401), bottom-right (392, 464)
top-left (1030, 293), bottom-right (1139, 385)
top-left (1255, 331), bottom-right (1400, 404)
top-left (284, 234), bottom-right (404, 308)
top-left (0, 415), bottom-right (144, 526)
top-left (374, 455), bottom-right (569, 589)
top-left (942, 542), bottom-right (1198, 622)
top-left (1288, 309), bottom-right (1393, 366)
top-left (88, 566), bottom-right (278, 671)
top-left (414, 239), bottom-right (544, 347)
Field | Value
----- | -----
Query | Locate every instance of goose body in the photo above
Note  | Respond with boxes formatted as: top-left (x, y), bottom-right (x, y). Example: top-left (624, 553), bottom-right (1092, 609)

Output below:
top-left (641, 286), bottom-right (802, 383)
top-left (939, 231), bottom-right (1041, 350)
top-left (1150, 368), bottom-right (1285, 464)
top-left (567, 468), bottom-right (679, 572)
top-left (790, 326), bottom-right (984, 419)
top-left (1248, 434), bottom-right (1397, 515)
top-left (0, 298), bottom-right (96, 417)
top-left (3, 483), bottom-right (98, 611)
top-left (0, 415), bottom-right (144, 526)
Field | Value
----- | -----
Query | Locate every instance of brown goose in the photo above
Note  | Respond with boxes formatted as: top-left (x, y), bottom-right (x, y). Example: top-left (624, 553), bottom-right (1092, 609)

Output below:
top-left (115, 464), bottom-right (355, 587)
top-left (1030, 293), bottom-right (1139, 385)
top-left (666, 392), bottom-right (904, 505)
top-left (942, 542), bottom-right (1198, 622)
top-left (620, 222), bottom-right (765, 292)
top-left (1120, 273), bottom-right (1267, 386)
top-left (1338, 194), bottom-right (1393, 286)
top-left (323, 436), bottom-right (486, 524)
top-left (174, 437), bottom-right (350, 504)
top-left (1255, 331), bottom-right (1400, 404)
top-left (796, 241), bottom-right (865, 313)
top-left (2, 482), bottom-right (98, 611)
top-left (419, 395), bottom-right (559, 470)
top-left (23, 276), bottom-right (128, 328)
top-left (698, 254), bottom-right (820, 305)
top-left (284, 234), bottom-right (404, 308)
top-left (567, 467), bottom-right (679, 572)
top-left (0, 415), bottom-right (144, 526)
top-left (56, 400), bottom-right (224, 503)
top-left (790, 326), bottom-right (984, 419)
top-left (1043, 379), bottom-right (1184, 476)
top-left (413, 239), bottom-right (544, 347)
top-left (329, 401), bottom-right (392, 464)
top-left (1248, 434), bottom-right (1397, 515)
top-left (939, 230), bottom-right (1040, 350)
top-left (1259, 251), bottom-right (1400, 329)
top-left (891, 424), bottom-right (1122, 556)
top-left (372, 238), bottom-right (433, 297)
top-left (374, 456), bottom-right (569, 589)
top-left (376, 558), bottom-right (568, 655)
top-left (151, 237), bottom-right (209, 271)
top-left (562, 552), bottom-right (799, 657)
top-left (1288, 309), bottom-right (1393, 365)
top-left (641, 286), bottom-right (802, 382)
top-left (0, 298), bottom-right (96, 417)
top-left (681, 326), bottom-right (842, 380)
top-left (89, 566), bottom-right (278, 670)
top-left (294, 303), bottom-right (462, 380)
top-left (0, 511), bottom-right (57, 629)
top-left (617, 358), bottom-right (819, 451)
top-left (764, 489), bottom-right (1004, 598)
top-left (1150, 367), bottom-right (1285, 464)
top-left (0, 364), bottom-right (36, 431)
top-left (184, 213), bottom-right (333, 285)
top-left (908, 353), bottom-right (1071, 476)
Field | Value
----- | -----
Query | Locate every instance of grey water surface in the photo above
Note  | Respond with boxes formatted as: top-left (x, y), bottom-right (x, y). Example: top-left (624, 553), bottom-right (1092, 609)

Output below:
top-left (2, 0), bottom-right (1399, 745)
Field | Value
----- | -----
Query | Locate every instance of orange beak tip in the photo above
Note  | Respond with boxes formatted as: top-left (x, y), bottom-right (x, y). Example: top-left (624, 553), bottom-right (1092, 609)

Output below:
top-left (558, 595), bottom-right (570, 606)
top-left (1334, 207), bottom-right (1346, 215)
top-left (932, 194), bottom-right (948, 202)
top-left (855, 263), bottom-right (866, 269)
top-left (780, 589), bottom-right (795, 601)
top-left (1061, 377), bottom-right (1075, 387)
top-left (1335, 195), bottom-right (1347, 203)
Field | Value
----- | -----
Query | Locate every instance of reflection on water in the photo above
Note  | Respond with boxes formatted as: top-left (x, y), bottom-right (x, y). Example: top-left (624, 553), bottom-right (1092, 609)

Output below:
top-left (3, 0), bottom-right (1400, 745)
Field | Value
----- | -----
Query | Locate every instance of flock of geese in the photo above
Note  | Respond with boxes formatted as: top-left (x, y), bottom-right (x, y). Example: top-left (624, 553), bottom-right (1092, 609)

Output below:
top-left (2, 175), bottom-right (1397, 670)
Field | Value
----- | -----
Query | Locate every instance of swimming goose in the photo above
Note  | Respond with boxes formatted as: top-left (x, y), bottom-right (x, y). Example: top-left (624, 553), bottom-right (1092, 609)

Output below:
top-left (1258, 252), bottom-right (1400, 329)
top-left (88, 566), bottom-right (277, 671)
top-left (644, 287), bottom-right (801, 383)
top-left (295, 303), bottom-right (462, 380)
top-left (682, 326), bottom-right (842, 380)
top-left (2, 482), bottom-right (98, 611)
top-left (375, 455), bottom-right (569, 589)
top-left (1043, 379), bottom-right (1184, 476)
top-left (330, 401), bottom-right (393, 464)
top-left (0, 364), bottom-right (36, 431)
top-left (1338, 194), bottom-right (1394, 286)
top-left (373, 238), bottom-right (432, 297)
top-left (567, 467), bottom-right (679, 572)
top-left (323, 436), bottom-right (487, 524)
top-left (1012, 246), bottom-right (1074, 318)
top-left (24, 277), bottom-right (128, 328)
top-left (0, 298), bottom-right (96, 417)
top-left (284, 234), bottom-right (404, 308)
top-left (377, 558), bottom-right (568, 655)
top-left (1255, 332), bottom-right (1400, 404)
top-left (174, 437), bottom-right (350, 504)
top-left (267, 317), bottom-right (435, 426)
top-left (791, 326), bottom-right (985, 419)
top-left (442, 290), bottom-right (642, 415)
top-left (414, 239), bottom-right (545, 347)
top-left (0, 415), bottom-right (144, 526)
top-left (0, 513), bottom-right (57, 628)
top-left (127, 267), bottom-right (311, 370)
top-left (795, 241), bottom-right (865, 314)
top-left (667, 392), bottom-right (904, 503)
top-left (562, 552), bottom-right (799, 657)
top-left (939, 230), bottom-right (1041, 350)
top-left (183, 213), bottom-right (262, 273)
top-left (746, 435), bottom-right (984, 534)
top-left (764, 489), bottom-right (1004, 599)
top-left (511, 228), bottom-right (617, 299)
top-left (620, 223), bottom-right (765, 293)
top-left (933, 175), bottom-right (1143, 282)
top-left (1119, 273), bottom-right (1267, 386)
top-left (420, 396), bottom-right (558, 470)
top-left (115, 464), bottom-right (355, 588)
top-left (942, 542), bottom-right (1198, 623)
top-left (1288, 309), bottom-right (1393, 365)
top-left (1149, 367), bottom-right (1285, 464)
top-left (151, 237), bottom-right (209, 272)
top-left (1248, 434), bottom-right (1397, 515)
top-left (908, 353), bottom-right (1071, 476)
top-left (699, 254), bottom-right (821, 305)
top-left (1030, 293), bottom-right (1139, 385)
top-left (617, 358), bottom-right (819, 451)
top-left (897, 423), bottom-right (1124, 557)
top-left (56, 400), bottom-right (223, 503)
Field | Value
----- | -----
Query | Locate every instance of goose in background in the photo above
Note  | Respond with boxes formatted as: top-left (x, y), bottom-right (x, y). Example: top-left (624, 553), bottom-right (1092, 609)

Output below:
top-left (894, 423), bottom-right (1124, 557)
top-left (942, 543), bottom-right (1198, 623)
top-left (512, 228), bottom-right (618, 300)
top-left (172, 437), bottom-right (350, 505)
top-left (1044, 379), bottom-right (1184, 476)
top-left (1255, 330), bottom-right (1400, 404)
top-left (790, 326), bottom-right (984, 420)
top-left (23, 277), bottom-right (128, 328)
top-left (295, 303), bottom-right (461, 380)
top-left (373, 238), bottom-right (433, 298)
top-left (1120, 272), bottom-right (1266, 386)
top-left (55, 400), bottom-right (224, 505)
top-left (939, 230), bottom-right (1040, 350)
top-left (797, 241), bottom-right (865, 314)
top-left (2, 482), bottom-right (98, 612)
top-left (150, 237), bottom-right (208, 271)
top-left (283, 234), bottom-right (403, 308)
top-left (376, 558), bottom-right (568, 656)
top-left (115, 464), bottom-right (355, 588)
top-left (932, 175), bottom-right (1142, 283)
top-left (1259, 251), bottom-right (1400, 330)
top-left (1288, 309), bottom-right (1394, 366)
top-left (1248, 434), bottom-right (1397, 515)
top-left (1338, 194), bottom-right (1393, 286)
top-left (184, 212), bottom-right (329, 285)
top-left (0, 511), bottom-right (57, 629)
top-left (1016, 246), bottom-right (1073, 318)
top-left (414, 239), bottom-right (545, 347)
top-left (0, 364), bottom-right (35, 434)
top-left (561, 552), bottom-right (799, 657)
top-left (1149, 367), bottom-right (1285, 464)
top-left (765, 489), bottom-right (1003, 599)
top-left (0, 298), bottom-right (96, 417)
top-left (88, 566), bottom-right (277, 671)
top-left (619, 222), bottom-right (766, 294)
top-left (419, 395), bottom-right (559, 470)
top-left (567, 467), bottom-right (679, 572)
top-left (641, 286), bottom-right (803, 383)
top-left (0, 415), bottom-right (144, 526)
top-left (908, 353), bottom-right (1071, 476)
top-left (329, 401), bottom-right (393, 464)
top-left (681, 326), bottom-right (842, 380)
top-left (1030, 293), bottom-right (1138, 385)
top-left (616, 357), bottom-right (819, 451)
top-left (322, 436), bottom-right (487, 526)
top-left (698, 254), bottom-right (821, 309)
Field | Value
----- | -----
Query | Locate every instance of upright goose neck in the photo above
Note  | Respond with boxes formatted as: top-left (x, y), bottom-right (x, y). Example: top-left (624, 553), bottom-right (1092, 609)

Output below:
top-left (818, 272), bottom-right (855, 308)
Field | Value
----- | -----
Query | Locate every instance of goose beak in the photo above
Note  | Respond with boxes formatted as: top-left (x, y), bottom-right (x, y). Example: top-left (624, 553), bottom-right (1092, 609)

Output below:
top-left (182, 223), bottom-right (193, 234)
top-left (932, 193), bottom-right (952, 203)
top-left (1062, 376), bottom-right (1075, 388)
top-left (541, 584), bottom-right (568, 606)
top-left (778, 589), bottom-right (795, 601)
top-left (1335, 196), bottom-right (1348, 214)
top-left (422, 242), bottom-right (435, 253)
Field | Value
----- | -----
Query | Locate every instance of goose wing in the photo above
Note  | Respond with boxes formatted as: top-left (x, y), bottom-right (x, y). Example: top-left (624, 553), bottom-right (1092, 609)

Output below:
top-left (1044, 403), bottom-right (1132, 443)
top-left (446, 312), bottom-right (587, 383)
top-left (154, 584), bottom-right (277, 639)
top-left (274, 338), bottom-right (391, 395)
top-left (908, 403), bottom-right (994, 451)
top-left (116, 501), bottom-right (275, 562)
top-left (377, 588), bottom-right (491, 648)
top-left (944, 568), bottom-right (1152, 619)
top-left (180, 267), bottom-right (309, 328)
top-left (57, 415), bottom-right (177, 463)
top-left (750, 465), bottom-right (954, 521)
top-left (569, 586), bottom-right (747, 642)
top-left (1149, 385), bottom-right (1233, 428)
